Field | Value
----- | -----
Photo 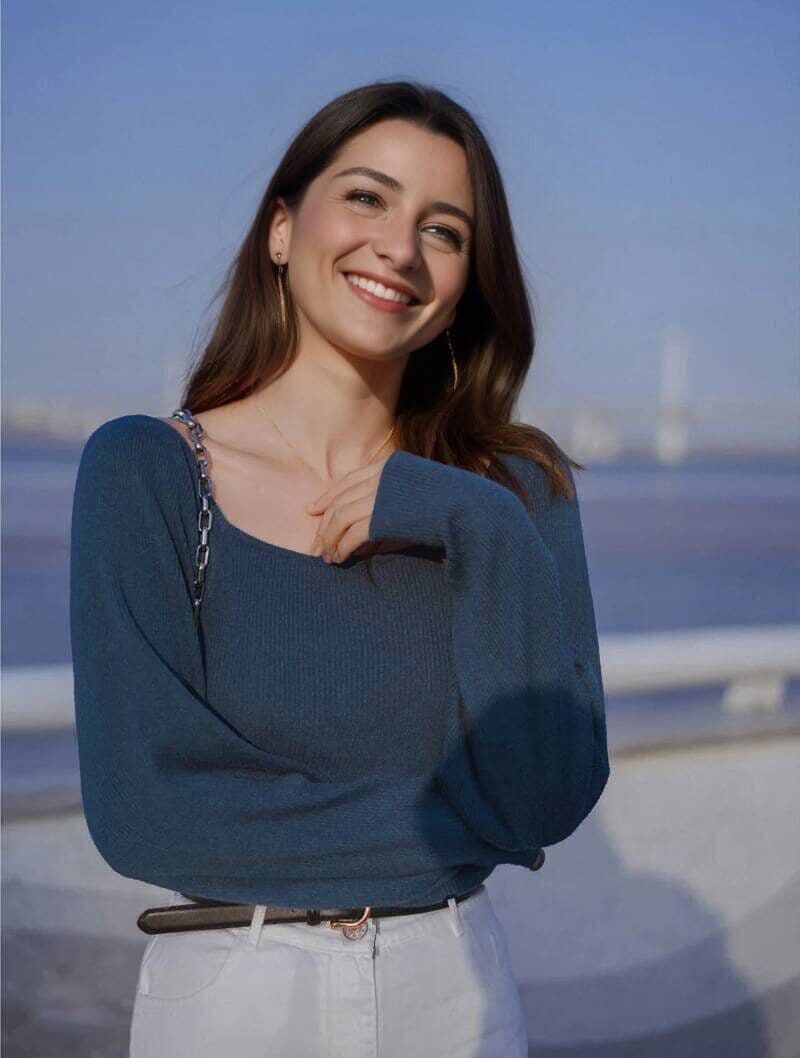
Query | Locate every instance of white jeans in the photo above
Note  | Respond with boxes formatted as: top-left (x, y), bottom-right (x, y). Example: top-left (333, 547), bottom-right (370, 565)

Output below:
top-left (129, 882), bottom-right (528, 1057)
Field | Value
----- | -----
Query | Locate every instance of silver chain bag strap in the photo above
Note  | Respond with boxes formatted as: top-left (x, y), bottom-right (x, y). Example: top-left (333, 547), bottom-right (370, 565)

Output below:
top-left (171, 408), bottom-right (213, 625)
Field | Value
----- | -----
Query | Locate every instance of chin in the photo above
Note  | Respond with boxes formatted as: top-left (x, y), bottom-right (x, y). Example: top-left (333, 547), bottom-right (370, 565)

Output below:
top-left (332, 332), bottom-right (407, 361)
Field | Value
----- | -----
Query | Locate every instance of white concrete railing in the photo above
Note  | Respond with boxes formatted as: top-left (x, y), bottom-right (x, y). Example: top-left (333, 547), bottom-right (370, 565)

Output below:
top-left (599, 625), bottom-right (800, 713)
top-left (3, 663), bottom-right (76, 732)
top-left (3, 625), bottom-right (799, 734)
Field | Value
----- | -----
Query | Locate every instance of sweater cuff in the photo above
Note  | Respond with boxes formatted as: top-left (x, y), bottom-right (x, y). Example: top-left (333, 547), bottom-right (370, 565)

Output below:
top-left (368, 450), bottom-right (469, 549)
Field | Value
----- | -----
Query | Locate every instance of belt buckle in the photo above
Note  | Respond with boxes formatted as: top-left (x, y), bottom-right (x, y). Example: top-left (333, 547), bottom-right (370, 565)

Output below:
top-left (329, 906), bottom-right (371, 940)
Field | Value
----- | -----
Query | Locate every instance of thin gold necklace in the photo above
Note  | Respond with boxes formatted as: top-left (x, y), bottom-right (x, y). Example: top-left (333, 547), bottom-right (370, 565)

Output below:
top-left (256, 401), bottom-right (396, 482)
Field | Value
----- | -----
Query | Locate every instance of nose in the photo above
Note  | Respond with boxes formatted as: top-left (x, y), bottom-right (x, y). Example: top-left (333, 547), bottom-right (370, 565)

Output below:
top-left (371, 214), bottom-right (423, 273)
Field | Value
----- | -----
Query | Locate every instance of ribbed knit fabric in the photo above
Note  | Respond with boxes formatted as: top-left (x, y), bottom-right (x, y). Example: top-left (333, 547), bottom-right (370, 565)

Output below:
top-left (69, 414), bottom-right (609, 908)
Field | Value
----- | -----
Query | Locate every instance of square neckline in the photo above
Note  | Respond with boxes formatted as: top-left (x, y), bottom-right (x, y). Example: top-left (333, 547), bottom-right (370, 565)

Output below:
top-left (148, 413), bottom-right (347, 567)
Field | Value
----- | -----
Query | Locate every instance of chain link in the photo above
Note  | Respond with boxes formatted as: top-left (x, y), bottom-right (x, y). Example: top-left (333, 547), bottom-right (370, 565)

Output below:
top-left (171, 408), bottom-right (213, 624)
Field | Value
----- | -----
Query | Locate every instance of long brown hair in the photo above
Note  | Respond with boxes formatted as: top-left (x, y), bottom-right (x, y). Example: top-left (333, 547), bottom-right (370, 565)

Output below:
top-left (178, 79), bottom-right (582, 546)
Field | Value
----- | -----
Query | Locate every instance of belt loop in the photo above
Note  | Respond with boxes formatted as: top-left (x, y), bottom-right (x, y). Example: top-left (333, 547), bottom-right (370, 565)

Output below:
top-left (447, 896), bottom-right (464, 937)
top-left (248, 904), bottom-right (267, 947)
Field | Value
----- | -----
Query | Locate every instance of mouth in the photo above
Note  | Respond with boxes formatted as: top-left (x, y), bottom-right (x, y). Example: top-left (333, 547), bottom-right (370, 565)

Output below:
top-left (343, 272), bottom-right (421, 313)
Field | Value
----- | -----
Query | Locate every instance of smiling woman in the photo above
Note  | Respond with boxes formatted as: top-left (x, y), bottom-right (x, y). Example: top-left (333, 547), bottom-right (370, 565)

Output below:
top-left (70, 79), bottom-right (609, 1058)
top-left (263, 117), bottom-right (476, 399)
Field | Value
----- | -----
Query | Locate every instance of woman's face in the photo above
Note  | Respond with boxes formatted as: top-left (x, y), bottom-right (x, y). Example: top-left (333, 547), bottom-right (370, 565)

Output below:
top-left (270, 118), bottom-right (474, 365)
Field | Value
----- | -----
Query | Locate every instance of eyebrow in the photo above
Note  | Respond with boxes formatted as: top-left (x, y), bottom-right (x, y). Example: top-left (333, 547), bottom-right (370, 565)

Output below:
top-left (333, 166), bottom-right (474, 231)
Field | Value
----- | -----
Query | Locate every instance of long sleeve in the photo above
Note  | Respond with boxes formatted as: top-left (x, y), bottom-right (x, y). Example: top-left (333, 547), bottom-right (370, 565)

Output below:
top-left (368, 449), bottom-right (610, 851)
top-left (69, 418), bottom-right (484, 898)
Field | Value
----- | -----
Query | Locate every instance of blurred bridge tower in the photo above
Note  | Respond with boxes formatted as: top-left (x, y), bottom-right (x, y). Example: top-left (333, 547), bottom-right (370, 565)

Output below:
top-left (656, 328), bottom-right (690, 464)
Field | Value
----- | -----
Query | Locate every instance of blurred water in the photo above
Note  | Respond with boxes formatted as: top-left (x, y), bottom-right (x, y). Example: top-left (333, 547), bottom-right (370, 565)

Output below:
top-left (2, 434), bottom-right (799, 790)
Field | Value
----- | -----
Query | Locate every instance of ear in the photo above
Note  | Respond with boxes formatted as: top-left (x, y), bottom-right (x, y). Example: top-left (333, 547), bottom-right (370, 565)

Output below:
top-left (268, 197), bottom-right (292, 260)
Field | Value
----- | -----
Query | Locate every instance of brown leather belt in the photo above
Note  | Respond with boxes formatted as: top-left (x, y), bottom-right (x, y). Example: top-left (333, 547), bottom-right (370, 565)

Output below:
top-left (137, 883), bottom-right (484, 939)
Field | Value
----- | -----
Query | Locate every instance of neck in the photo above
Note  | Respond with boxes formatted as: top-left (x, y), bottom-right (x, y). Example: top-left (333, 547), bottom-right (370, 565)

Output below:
top-left (250, 353), bottom-right (401, 479)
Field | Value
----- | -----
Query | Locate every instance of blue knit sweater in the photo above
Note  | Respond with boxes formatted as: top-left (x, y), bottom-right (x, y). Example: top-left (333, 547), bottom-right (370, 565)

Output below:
top-left (69, 413), bottom-right (609, 908)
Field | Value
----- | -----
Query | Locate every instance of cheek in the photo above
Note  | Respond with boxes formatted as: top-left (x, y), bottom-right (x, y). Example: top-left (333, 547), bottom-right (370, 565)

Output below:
top-left (316, 204), bottom-right (366, 252)
top-left (287, 217), bottom-right (355, 303)
top-left (430, 259), bottom-right (468, 309)
top-left (292, 200), bottom-right (351, 259)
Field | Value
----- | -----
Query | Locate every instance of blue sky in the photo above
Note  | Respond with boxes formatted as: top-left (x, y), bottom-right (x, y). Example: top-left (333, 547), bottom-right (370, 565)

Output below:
top-left (3, 0), bottom-right (798, 444)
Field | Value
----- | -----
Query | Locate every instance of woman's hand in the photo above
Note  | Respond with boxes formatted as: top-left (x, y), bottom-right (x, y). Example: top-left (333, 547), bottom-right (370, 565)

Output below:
top-left (305, 456), bottom-right (391, 563)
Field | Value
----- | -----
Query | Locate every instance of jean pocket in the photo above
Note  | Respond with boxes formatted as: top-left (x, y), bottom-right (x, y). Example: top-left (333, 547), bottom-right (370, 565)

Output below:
top-left (487, 921), bottom-right (513, 975)
top-left (480, 901), bottom-right (516, 979)
top-left (136, 928), bottom-right (243, 1002)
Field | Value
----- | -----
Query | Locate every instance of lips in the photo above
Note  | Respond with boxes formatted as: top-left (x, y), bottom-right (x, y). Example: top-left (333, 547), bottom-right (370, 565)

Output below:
top-left (343, 273), bottom-right (418, 314)
top-left (343, 271), bottom-right (420, 304)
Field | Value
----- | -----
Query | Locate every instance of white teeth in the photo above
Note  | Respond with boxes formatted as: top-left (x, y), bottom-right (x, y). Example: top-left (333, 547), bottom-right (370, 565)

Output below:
top-left (345, 273), bottom-right (413, 304)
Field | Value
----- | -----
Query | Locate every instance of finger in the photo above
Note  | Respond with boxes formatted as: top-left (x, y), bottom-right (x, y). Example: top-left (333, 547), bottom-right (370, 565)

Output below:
top-left (316, 489), bottom-right (375, 561)
top-left (312, 478), bottom-right (377, 548)
top-left (317, 496), bottom-right (366, 559)
top-left (306, 461), bottom-right (383, 513)
top-left (323, 515), bottom-right (372, 564)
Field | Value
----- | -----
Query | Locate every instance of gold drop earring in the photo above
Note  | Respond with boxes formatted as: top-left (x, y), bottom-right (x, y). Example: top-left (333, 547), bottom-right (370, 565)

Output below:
top-left (275, 251), bottom-right (288, 330)
top-left (446, 328), bottom-right (459, 393)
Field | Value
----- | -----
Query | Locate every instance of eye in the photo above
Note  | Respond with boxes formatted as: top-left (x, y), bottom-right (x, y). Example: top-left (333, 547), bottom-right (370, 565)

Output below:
top-left (343, 190), bottom-right (465, 250)
top-left (425, 224), bottom-right (464, 249)
top-left (345, 190), bottom-right (382, 208)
